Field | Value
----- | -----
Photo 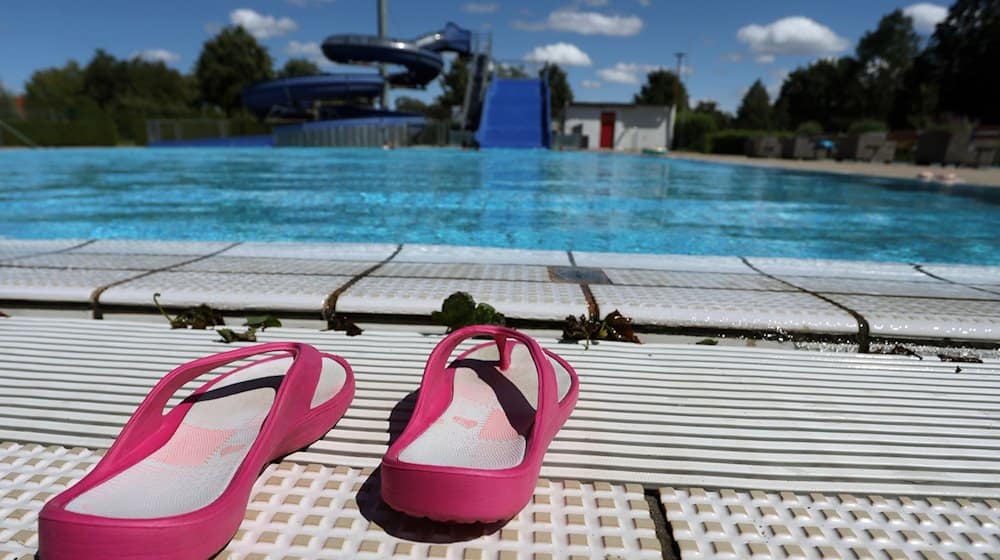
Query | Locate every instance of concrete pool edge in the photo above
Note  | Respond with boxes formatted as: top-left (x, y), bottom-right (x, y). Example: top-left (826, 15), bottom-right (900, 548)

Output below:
top-left (0, 239), bottom-right (998, 350)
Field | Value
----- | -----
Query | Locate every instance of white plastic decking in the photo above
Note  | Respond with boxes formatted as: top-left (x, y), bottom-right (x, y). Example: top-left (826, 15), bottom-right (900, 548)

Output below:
top-left (1, 318), bottom-right (999, 558)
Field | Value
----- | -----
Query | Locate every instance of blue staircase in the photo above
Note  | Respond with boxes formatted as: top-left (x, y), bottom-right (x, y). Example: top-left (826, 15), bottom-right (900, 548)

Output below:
top-left (474, 78), bottom-right (551, 149)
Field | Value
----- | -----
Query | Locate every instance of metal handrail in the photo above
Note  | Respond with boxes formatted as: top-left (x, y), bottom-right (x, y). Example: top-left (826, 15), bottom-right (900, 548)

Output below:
top-left (0, 119), bottom-right (39, 148)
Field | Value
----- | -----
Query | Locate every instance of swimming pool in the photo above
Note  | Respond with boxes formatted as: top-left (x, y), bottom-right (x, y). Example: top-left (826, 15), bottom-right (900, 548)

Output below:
top-left (2, 147), bottom-right (997, 264)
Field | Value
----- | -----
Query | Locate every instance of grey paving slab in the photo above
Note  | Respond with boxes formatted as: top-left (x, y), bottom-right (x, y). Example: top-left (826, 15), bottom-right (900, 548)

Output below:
top-left (823, 294), bottom-right (1000, 341)
top-left (661, 487), bottom-right (1000, 559)
top-left (373, 262), bottom-right (552, 282)
top-left (573, 251), bottom-right (754, 273)
top-left (785, 276), bottom-right (997, 299)
top-left (0, 268), bottom-right (139, 303)
top-left (336, 277), bottom-right (588, 320)
top-left (606, 269), bottom-right (793, 291)
top-left (67, 239), bottom-right (232, 256)
top-left (175, 256), bottom-right (377, 276)
top-left (0, 240), bottom-right (86, 261)
top-left (590, 285), bottom-right (858, 334)
top-left (219, 241), bottom-right (398, 261)
top-left (3, 253), bottom-right (192, 271)
top-left (921, 263), bottom-right (1000, 286)
top-left (99, 271), bottom-right (352, 312)
top-left (395, 244), bottom-right (571, 265)
top-left (747, 257), bottom-right (930, 281)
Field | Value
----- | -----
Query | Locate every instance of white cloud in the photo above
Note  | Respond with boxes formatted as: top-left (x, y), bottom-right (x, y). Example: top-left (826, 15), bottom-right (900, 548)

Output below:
top-left (230, 8), bottom-right (298, 39)
top-left (722, 52), bottom-right (743, 63)
top-left (597, 62), bottom-right (662, 84)
top-left (132, 49), bottom-right (180, 64)
top-left (768, 67), bottom-right (790, 97)
top-left (581, 80), bottom-right (602, 89)
top-left (285, 41), bottom-right (333, 67)
top-left (462, 2), bottom-right (499, 13)
top-left (638, 0), bottom-right (652, 6)
top-left (737, 16), bottom-right (849, 63)
top-left (523, 42), bottom-right (592, 66)
top-left (514, 9), bottom-right (643, 36)
top-left (903, 3), bottom-right (948, 33)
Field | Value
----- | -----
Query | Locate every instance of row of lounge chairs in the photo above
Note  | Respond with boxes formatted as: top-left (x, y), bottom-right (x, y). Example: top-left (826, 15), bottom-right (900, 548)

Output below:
top-left (745, 130), bottom-right (998, 167)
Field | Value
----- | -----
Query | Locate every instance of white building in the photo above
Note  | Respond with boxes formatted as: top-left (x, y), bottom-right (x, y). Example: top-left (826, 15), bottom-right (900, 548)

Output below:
top-left (564, 103), bottom-right (676, 151)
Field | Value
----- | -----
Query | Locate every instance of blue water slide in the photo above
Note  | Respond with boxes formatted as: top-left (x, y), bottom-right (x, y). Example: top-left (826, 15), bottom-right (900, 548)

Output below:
top-left (244, 23), bottom-right (471, 118)
top-left (475, 78), bottom-right (551, 149)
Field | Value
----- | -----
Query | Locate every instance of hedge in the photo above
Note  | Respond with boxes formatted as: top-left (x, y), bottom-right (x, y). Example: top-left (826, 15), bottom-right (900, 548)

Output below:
top-left (0, 119), bottom-right (118, 147)
top-left (706, 129), bottom-right (794, 154)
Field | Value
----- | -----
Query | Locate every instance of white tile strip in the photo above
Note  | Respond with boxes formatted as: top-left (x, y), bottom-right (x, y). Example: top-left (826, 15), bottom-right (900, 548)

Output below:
top-left (1, 318), bottom-right (998, 498)
top-left (573, 252), bottom-right (754, 273)
top-left (605, 269), bottom-right (792, 291)
top-left (920, 264), bottom-right (1000, 286)
top-left (220, 242), bottom-right (398, 261)
top-left (590, 285), bottom-right (858, 334)
top-left (785, 276), bottom-right (997, 300)
top-left (0, 268), bottom-right (139, 303)
top-left (98, 271), bottom-right (353, 312)
top-left (176, 256), bottom-right (377, 276)
top-left (0, 240), bottom-right (86, 262)
top-left (747, 257), bottom-right (931, 282)
top-left (394, 244), bottom-right (571, 266)
top-left (67, 239), bottom-right (232, 256)
top-left (660, 487), bottom-right (1000, 559)
top-left (822, 295), bottom-right (1000, 341)
top-left (4, 253), bottom-right (193, 271)
top-left (0, 442), bottom-right (659, 560)
top-left (337, 277), bottom-right (588, 320)
top-left (373, 262), bottom-right (552, 282)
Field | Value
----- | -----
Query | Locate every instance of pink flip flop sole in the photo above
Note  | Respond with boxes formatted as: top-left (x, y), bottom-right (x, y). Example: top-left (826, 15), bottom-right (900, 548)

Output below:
top-left (381, 326), bottom-right (579, 523)
top-left (38, 342), bottom-right (354, 559)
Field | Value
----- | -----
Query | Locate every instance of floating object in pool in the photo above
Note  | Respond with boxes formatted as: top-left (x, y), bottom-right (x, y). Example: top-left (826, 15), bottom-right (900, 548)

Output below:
top-left (642, 147), bottom-right (667, 156)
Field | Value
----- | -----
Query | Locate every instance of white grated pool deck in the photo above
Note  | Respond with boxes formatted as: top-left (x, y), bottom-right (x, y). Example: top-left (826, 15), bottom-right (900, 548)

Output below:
top-left (0, 318), bottom-right (999, 558)
top-left (1, 240), bottom-right (998, 346)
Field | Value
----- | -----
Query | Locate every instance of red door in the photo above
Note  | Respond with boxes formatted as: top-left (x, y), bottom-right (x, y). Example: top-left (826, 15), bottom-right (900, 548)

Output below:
top-left (599, 111), bottom-right (615, 149)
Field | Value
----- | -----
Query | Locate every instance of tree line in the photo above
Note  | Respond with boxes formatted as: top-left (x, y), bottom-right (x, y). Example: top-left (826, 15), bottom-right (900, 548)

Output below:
top-left (636, 1), bottom-right (998, 152)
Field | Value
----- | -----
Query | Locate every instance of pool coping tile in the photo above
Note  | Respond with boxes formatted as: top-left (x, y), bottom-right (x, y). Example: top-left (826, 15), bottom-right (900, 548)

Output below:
top-left (820, 293), bottom-right (1000, 341)
top-left (67, 240), bottom-right (233, 256)
top-left (99, 270), bottom-right (354, 312)
top-left (0, 239), bottom-right (88, 262)
top-left (394, 244), bottom-right (571, 266)
top-left (572, 251), bottom-right (754, 274)
top-left (0, 268), bottom-right (142, 303)
top-left (218, 242), bottom-right (399, 261)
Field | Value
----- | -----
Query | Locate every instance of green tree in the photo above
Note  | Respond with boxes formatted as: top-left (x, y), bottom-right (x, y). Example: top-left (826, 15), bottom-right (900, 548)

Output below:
top-left (735, 80), bottom-right (772, 129)
top-left (195, 26), bottom-right (274, 114)
top-left (772, 58), bottom-right (866, 131)
top-left (692, 100), bottom-right (732, 129)
top-left (541, 63), bottom-right (573, 126)
top-left (394, 96), bottom-right (429, 113)
top-left (925, 0), bottom-right (1000, 123)
top-left (855, 10), bottom-right (921, 123)
top-left (430, 56), bottom-right (469, 120)
top-left (0, 83), bottom-right (16, 118)
top-left (633, 69), bottom-right (688, 109)
top-left (82, 49), bottom-right (124, 110)
top-left (278, 58), bottom-right (321, 79)
top-left (24, 61), bottom-right (94, 119)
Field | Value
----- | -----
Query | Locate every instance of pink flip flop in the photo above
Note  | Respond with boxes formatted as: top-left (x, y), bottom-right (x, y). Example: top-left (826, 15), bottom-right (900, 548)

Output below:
top-left (381, 325), bottom-right (579, 522)
top-left (39, 342), bottom-right (354, 559)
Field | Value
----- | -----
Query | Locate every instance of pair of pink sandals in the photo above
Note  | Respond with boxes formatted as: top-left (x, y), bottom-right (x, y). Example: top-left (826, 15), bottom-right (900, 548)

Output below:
top-left (39, 325), bottom-right (580, 559)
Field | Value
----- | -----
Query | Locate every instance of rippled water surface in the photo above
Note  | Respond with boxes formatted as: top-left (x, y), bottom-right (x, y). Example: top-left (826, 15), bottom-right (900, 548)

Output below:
top-left (2, 147), bottom-right (997, 264)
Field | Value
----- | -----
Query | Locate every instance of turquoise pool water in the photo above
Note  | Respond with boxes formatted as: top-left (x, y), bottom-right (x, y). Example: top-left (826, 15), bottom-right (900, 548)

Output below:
top-left (2, 147), bottom-right (998, 264)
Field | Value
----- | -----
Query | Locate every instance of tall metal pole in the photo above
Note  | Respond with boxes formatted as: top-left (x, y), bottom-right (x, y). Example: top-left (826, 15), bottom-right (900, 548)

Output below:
top-left (378, 0), bottom-right (389, 109)
top-left (673, 52), bottom-right (685, 149)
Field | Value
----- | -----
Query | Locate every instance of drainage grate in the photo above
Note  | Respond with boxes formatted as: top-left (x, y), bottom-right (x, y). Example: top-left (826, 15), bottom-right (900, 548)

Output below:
top-left (548, 266), bottom-right (612, 284)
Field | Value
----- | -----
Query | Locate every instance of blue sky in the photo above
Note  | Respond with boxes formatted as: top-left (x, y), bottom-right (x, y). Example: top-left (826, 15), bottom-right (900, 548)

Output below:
top-left (0, 0), bottom-right (951, 112)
